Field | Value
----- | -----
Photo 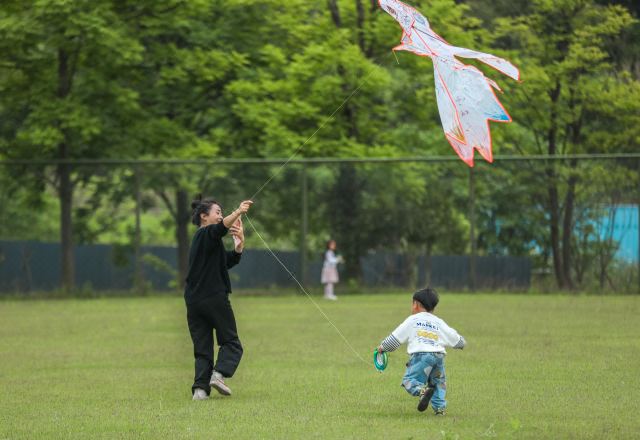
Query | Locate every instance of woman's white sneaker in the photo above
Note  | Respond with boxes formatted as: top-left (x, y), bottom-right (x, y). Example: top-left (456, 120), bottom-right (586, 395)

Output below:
top-left (192, 388), bottom-right (209, 400)
top-left (210, 371), bottom-right (232, 396)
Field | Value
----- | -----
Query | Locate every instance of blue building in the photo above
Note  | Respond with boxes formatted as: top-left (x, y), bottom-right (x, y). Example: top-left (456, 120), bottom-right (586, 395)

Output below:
top-left (600, 205), bottom-right (639, 263)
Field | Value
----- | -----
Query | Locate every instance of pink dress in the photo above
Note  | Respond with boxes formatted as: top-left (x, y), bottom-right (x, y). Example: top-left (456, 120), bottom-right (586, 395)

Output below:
top-left (321, 250), bottom-right (340, 284)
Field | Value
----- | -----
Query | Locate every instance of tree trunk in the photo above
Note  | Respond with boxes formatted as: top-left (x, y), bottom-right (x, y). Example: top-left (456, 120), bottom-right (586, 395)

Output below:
top-left (547, 174), bottom-right (566, 288)
top-left (134, 167), bottom-right (144, 291)
top-left (176, 189), bottom-right (190, 289)
top-left (57, 48), bottom-right (75, 291)
top-left (598, 249), bottom-right (607, 290)
top-left (355, 0), bottom-right (367, 54)
top-left (546, 81), bottom-right (566, 289)
top-left (424, 242), bottom-right (433, 287)
top-left (58, 149), bottom-right (74, 291)
top-left (327, 0), bottom-right (342, 27)
top-left (300, 164), bottom-right (309, 286)
top-left (327, 0), bottom-right (363, 281)
top-left (561, 160), bottom-right (578, 289)
top-left (333, 164), bottom-right (362, 280)
top-left (328, 0), bottom-right (359, 139)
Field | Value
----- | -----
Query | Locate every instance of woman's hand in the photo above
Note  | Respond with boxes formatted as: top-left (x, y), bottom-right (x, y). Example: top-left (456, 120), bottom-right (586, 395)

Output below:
top-left (230, 218), bottom-right (245, 253)
top-left (224, 200), bottom-right (253, 229)
top-left (236, 200), bottom-right (253, 214)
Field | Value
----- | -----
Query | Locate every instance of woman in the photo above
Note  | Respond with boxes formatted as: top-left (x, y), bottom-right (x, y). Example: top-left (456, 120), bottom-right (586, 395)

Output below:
top-left (185, 197), bottom-right (253, 400)
top-left (321, 239), bottom-right (343, 300)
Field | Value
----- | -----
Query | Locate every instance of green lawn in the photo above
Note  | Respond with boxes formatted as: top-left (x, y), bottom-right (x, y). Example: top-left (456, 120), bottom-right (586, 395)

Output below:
top-left (1, 293), bottom-right (639, 439)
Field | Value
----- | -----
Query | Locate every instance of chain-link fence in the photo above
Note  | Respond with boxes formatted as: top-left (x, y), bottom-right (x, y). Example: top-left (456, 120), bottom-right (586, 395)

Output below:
top-left (0, 155), bottom-right (638, 294)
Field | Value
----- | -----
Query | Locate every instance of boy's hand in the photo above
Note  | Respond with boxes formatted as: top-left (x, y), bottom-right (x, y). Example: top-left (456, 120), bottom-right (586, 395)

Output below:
top-left (376, 345), bottom-right (384, 353)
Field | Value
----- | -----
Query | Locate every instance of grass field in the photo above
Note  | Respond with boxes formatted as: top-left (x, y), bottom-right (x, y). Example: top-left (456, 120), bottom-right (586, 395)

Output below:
top-left (1, 293), bottom-right (639, 439)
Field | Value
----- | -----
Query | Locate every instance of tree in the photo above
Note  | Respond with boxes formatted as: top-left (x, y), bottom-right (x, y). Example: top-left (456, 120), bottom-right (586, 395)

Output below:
top-left (0, 0), bottom-right (146, 290)
top-left (127, 0), bottom-right (249, 288)
top-left (493, 0), bottom-right (638, 288)
top-left (222, 0), bottom-right (491, 280)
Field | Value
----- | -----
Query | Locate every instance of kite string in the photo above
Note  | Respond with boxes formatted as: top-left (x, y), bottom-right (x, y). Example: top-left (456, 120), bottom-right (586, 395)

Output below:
top-left (241, 53), bottom-right (394, 367)
top-left (248, 52), bottom-right (392, 202)
top-left (244, 214), bottom-right (370, 366)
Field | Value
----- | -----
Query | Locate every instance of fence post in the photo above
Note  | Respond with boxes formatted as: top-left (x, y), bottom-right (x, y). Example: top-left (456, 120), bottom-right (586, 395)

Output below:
top-left (300, 164), bottom-right (309, 287)
top-left (469, 166), bottom-right (477, 291)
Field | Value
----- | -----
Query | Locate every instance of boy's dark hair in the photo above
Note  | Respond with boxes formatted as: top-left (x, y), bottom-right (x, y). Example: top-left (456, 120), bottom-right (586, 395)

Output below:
top-left (413, 287), bottom-right (439, 312)
top-left (191, 196), bottom-right (221, 226)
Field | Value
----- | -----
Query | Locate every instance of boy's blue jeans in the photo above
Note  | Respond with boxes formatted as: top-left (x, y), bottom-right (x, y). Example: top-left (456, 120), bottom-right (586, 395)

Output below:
top-left (402, 352), bottom-right (446, 410)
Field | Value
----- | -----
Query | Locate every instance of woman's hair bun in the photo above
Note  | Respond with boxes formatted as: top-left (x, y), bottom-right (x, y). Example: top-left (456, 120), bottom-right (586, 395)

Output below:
top-left (190, 194), bottom-right (203, 210)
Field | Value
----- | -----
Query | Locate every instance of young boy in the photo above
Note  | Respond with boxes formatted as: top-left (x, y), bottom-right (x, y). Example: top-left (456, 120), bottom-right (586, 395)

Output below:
top-left (376, 287), bottom-right (466, 415)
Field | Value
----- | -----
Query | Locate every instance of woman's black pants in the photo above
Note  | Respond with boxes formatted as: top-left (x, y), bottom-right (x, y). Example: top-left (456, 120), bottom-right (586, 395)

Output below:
top-left (186, 294), bottom-right (243, 395)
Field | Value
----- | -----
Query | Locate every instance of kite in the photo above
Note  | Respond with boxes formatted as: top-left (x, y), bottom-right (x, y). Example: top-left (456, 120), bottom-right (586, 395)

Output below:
top-left (379, 0), bottom-right (520, 166)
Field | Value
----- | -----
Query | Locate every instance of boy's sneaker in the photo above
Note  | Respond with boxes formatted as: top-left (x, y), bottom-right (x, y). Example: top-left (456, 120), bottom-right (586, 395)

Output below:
top-left (210, 371), bottom-right (232, 396)
top-left (417, 386), bottom-right (435, 412)
top-left (434, 408), bottom-right (446, 416)
top-left (192, 388), bottom-right (209, 401)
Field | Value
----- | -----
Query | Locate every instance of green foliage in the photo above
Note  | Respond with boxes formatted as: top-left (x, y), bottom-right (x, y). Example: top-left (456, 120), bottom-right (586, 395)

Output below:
top-left (0, 0), bottom-right (145, 159)
top-left (494, 0), bottom-right (639, 156)
top-left (0, 167), bottom-right (59, 240)
top-left (0, 0), bottom-right (638, 287)
top-left (142, 253), bottom-right (178, 289)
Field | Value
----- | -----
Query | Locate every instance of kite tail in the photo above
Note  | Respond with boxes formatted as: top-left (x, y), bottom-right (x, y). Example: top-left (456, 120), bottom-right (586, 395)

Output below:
top-left (433, 58), bottom-right (512, 166)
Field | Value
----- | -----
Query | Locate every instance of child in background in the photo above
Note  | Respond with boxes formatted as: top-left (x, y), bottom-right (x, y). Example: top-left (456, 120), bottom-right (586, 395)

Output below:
top-left (376, 287), bottom-right (466, 415)
top-left (321, 239), bottom-right (343, 300)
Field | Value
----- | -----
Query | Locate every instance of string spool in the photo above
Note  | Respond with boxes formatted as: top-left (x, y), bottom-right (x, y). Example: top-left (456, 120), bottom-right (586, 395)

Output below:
top-left (373, 349), bottom-right (388, 372)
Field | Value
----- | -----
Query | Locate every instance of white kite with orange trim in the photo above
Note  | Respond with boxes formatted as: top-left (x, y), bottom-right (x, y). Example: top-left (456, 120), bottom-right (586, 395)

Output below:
top-left (379, 0), bottom-right (520, 166)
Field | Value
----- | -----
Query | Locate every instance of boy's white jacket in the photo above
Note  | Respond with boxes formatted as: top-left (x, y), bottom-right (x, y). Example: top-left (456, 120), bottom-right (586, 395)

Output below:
top-left (381, 312), bottom-right (465, 354)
